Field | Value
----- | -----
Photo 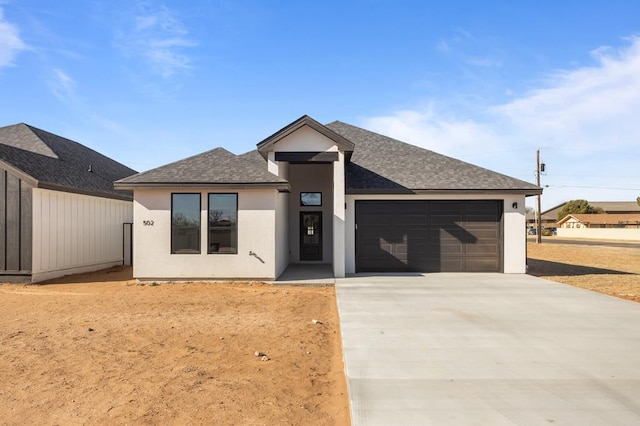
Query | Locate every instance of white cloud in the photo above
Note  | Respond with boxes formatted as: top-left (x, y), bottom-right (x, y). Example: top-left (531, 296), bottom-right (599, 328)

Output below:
top-left (50, 68), bottom-right (77, 104)
top-left (362, 105), bottom-right (501, 159)
top-left (494, 36), bottom-right (640, 154)
top-left (0, 7), bottom-right (27, 68)
top-left (119, 3), bottom-right (196, 78)
top-left (362, 36), bottom-right (640, 207)
top-left (436, 28), bottom-right (502, 69)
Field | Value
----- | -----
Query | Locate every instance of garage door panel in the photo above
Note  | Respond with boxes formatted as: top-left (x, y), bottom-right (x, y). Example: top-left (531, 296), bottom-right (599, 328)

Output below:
top-left (430, 216), bottom-right (462, 226)
top-left (464, 259), bottom-right (500, 271)
top-left (395, 215), bottom-right (428, 226)
top-left (356, 200), bottom-right (502, 273)
top-left (465, 244), bottom-right (499, 255)
top-left (465, 230), bottom-right (500, 240)
top-left (358, 215), bottom-right (393, 226)
top-left (393, 202), bottom-right (429, 214)
top-left (440, 244), bottom-right (464, 255)
top-left (430, 202), bottom-right (462, 213)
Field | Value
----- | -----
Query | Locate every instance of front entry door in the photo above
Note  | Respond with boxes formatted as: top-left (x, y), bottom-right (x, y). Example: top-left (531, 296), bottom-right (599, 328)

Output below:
top-left (300, 212), bottom-right (322, 261)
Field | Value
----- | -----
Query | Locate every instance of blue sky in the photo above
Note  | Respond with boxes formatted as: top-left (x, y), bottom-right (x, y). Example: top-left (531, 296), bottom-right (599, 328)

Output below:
top-left (1, 0), bottom-right (639, 210)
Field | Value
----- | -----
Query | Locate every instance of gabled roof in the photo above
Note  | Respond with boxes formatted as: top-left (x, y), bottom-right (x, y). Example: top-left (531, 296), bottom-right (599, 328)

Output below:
top-left (115, 147), bottom-right (289, 191)
top-left (0, 123), bottom-right (137, 200)
top-left (557, 213), bottom-right (640, 226)
top-left (256, 115), bottom-right (355, 159)
top-left (326, 121), bottom-right (541, 195)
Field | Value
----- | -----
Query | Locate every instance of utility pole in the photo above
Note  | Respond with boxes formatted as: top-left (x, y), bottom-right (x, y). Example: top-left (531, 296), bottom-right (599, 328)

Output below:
top-left (536, 149), bottom-right (542, 244)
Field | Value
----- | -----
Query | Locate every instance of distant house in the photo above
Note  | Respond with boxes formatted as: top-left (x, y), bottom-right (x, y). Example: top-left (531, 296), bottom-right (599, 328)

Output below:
top-left (0, 123), bottom-right (137, 283)
top-left (557, 214), bottom-right (640, 229)
top-left (529, 201), bottom-right (640, 227)
top-left (115, 115), bottom-right (541, 281)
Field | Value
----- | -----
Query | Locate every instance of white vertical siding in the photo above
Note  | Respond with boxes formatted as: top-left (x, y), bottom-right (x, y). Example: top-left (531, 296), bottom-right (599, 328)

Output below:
top-left (31, 189), bottom-right (133, 282)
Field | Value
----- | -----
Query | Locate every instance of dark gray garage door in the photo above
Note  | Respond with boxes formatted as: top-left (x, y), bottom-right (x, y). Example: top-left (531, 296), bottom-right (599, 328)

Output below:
top-left (355, 200), bottom-right (502, 272)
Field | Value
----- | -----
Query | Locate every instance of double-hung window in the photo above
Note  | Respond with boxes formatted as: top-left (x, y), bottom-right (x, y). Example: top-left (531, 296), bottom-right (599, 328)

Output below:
top-left (171, 193), bottom-right (201, 254)
top-left (208, 193), bottom-right (238, 254)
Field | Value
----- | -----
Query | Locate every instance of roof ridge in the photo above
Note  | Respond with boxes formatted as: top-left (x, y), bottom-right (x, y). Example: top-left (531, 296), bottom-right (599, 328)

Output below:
top-left (117, 146), bottom-right (287, 186)
top-left (25, 124), bottom-right (137, 173)
top-left (0, 123), bottom-right (59, 159)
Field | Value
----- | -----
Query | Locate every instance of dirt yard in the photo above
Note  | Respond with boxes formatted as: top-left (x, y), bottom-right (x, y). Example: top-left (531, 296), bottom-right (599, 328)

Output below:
top-left (527, 240), bottom-right (640, 303)
top-left (0, 268), bottom-right (350, 425)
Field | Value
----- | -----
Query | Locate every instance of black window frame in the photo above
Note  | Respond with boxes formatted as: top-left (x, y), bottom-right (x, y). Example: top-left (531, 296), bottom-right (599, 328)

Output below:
top-left (300, 192), bottom-right (322, 207)
top-left (171, 193), bottom-right (201, 254)
top-left (207, 193), bottom-right (238, 255)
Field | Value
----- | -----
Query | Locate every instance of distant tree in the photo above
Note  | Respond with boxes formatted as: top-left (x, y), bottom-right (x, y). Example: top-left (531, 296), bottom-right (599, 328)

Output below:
top-left (525, 206), bottom-right (535, 215)
top-left (557, 199), bottom-right (603, 221)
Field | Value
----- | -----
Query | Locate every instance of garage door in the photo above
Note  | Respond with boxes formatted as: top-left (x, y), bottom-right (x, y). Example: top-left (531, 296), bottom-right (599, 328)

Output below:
top-left (355, 200), bottom-right (502, 272)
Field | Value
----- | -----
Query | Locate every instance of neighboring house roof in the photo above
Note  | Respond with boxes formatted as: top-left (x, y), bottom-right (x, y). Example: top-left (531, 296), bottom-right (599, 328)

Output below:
top-left (588, 201), bottom-right (640, 213)
top-left (326, 121), bottom-right (541, 194)
top-left (117, 116), bottom-right (542, 195)
top-left (0, 123), bottom-right (137, 201)
top-left (542, 201), bottom-right (640, 220)
top-left (256, 115), bottom-right (355, 159)
top-left (557, 213), bottom-right (640, 226)
top-left (115, 147), bottom-right (289, 191)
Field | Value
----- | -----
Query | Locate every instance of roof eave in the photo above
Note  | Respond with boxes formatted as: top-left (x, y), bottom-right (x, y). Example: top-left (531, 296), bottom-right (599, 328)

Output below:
top-left (0, 158), bottom-right (39, 187)
top-left (38, 182), bottom-right (133, 202)
top-left (114, 182), bottom-right (291, 192)
top-left (346, 188), bottom-right (543, 196)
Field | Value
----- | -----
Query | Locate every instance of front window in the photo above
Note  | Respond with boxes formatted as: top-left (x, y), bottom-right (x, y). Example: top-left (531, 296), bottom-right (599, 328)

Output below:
top-left (301, 192), bottom-right (322, 206)
top-left (171, 193), bottom-right (201, 254)
top-left (208, 193), bottom-right (238, 254)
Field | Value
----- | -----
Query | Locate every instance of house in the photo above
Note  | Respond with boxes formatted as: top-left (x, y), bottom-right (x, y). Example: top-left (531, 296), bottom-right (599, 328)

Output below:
top-left (530, 201), bottom-right (640, 226)
top-left (115, 115), bottom-right (542, 281)
top-left (557, 214), bottom-right (640, 229)
top-left (0, 123), bottom-right (137, 283)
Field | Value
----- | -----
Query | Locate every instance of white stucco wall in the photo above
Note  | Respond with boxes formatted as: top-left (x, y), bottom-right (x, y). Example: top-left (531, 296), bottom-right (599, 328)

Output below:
top-left (273, 126), bottom-right (339, 152)
top-left (132, 188), bottom-right (277, 281)
top-left (332, 152), bottom-right (346, 277)
top-left (345, 193), bottom-right (527, 274)
top-left (502, 195), bottom-right (526, 273)
top-left (556, 228), bottom-right (640, 241)
top-left (31, 189), bottom-right (133, 282)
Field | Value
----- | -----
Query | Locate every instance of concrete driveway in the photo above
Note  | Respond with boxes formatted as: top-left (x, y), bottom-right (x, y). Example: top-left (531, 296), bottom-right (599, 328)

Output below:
top-left (335, 274), bottom-right (640, 425)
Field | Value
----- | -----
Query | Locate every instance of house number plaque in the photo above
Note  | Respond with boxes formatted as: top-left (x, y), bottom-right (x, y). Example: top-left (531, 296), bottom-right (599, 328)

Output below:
top-left (143, 220), bottom-right (154, 226)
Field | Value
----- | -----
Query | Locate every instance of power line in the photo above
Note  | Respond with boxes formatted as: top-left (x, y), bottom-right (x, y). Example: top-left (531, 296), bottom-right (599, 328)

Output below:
top-left (545, 184), bottom-right (640, 191)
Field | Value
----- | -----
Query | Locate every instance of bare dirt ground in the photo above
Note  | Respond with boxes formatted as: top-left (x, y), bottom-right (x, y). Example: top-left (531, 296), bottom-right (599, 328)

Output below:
top-left (527, 241), bottom-right (640, 303)
top-left (0, 268), bottom-right (350, 425)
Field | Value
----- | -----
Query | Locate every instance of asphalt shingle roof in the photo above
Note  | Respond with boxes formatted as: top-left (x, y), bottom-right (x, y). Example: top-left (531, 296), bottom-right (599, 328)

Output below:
top-left (116, 147), bottom-right (288, 187)
top-left (0, 123), bottom-right (137, 200)
top-left (115, 117), bottom-right (541, 195)
top-left (326, 121), bottom-right (541, 193)
top-left (559, 213), bottom-right (640, 226)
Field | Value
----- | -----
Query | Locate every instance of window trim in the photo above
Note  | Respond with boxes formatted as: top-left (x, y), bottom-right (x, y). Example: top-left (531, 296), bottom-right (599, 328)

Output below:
top-left (171, 192), bottom-right (201, 254)
top-left (207, 192), bottom-right (238, 255)
top-left (300, 192), bottom-right (322, 207)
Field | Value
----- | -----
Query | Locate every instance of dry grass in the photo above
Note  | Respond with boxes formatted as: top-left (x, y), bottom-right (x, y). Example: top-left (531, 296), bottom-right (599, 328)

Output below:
top-left (527, 241), bottom-right (640, 302)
